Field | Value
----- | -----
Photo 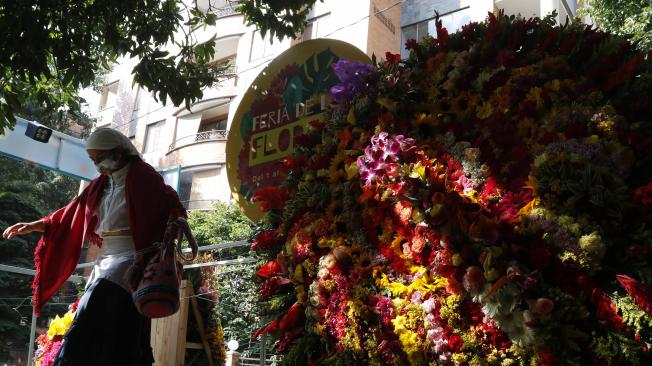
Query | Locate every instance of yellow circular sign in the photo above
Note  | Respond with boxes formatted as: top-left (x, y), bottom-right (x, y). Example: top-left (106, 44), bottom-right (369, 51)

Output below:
top-left (226, 39), bottom-right (371, 221)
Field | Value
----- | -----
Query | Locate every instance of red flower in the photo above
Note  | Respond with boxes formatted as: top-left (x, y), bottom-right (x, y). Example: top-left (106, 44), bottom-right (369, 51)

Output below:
top-left (591, 288), bottom-right (625, 331)
top-left (252, 187), bottom-right (289, 212)
top-left (314, 219), bottom-right (329, 237)
top-left (251, 230), bottom-right (279, 251)
top-left (448, 334), bottom-right (463, 352)
top-left (259, 277), bottom-right (292, 300)
top-left (253, 319), bottom-right (278, 338)
top-left (634, 181), bottom-right (652, 205)
top-left (275, 328), bottom-right (303, 353)
top-left (616, 274), bottom-right (652, 317)
top-left (404, 38), bottom-right (418, 50)
top-left (281, 155), bottom-right (307, 174)
top-left (538, 349), bottom-right (560, 366)
top-left (279, 302), bottom-right (305, 332)
top-left (256, 261), bottom-right (283, 278)
top-left (385, 52), bottom-right (401, 65)
top-left (603, 54), bottom-right (644, 92)
top-left (435, 18), bottom-right (450, 48)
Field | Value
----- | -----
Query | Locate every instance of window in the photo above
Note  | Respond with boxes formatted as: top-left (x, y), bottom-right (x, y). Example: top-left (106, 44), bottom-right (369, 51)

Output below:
top-left (128, 87), bottom-right (146, 138)
top-left (250, 30), bottom-right (286, 61)
top-left (178, 165), bottom-right (223, 210)
top-left (198, 116), bottom-right (227, 133)
top-left (98, 82), bottom-right (119, 110)
top-left (400, 7), bottom-right (471, 58)
top-left (143, 120), bottom-right (166, 154)
top-left (302, 13), bottom-right (331, 42)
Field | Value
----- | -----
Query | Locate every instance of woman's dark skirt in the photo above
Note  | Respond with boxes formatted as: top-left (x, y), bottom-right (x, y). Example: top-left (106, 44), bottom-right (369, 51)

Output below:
top-left (54, 278), bottom-right (154, 366)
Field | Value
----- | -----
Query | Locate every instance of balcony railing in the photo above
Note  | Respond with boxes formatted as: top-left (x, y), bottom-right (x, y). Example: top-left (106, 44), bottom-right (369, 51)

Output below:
top-left (169, 130), bottom-right (228, 151)
top-left (213, 2), bottom-right (240, 18)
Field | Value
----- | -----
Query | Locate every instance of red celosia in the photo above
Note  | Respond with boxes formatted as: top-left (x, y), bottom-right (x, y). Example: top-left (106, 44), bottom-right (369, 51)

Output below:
top-left (616, 274), bottom-right (652, 317)
top-left (252, 187), bottom-right (289, 212)
top-left (251, 230), bottom-right (280, 251)
top-left (591, 288), bottom-right (626, 331)
top-left (259, 277), bottom-right (292, 300)
top-left (256, 261), bottom-right (283, 278)
top-left (279, 303), bottom-right (305, 332)
top-left (253, 319), bottom-right (278, 338)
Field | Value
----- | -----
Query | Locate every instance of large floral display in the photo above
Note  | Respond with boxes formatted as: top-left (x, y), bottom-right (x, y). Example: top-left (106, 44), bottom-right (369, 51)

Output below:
top-left (250, 13), bottom-right (652, 365)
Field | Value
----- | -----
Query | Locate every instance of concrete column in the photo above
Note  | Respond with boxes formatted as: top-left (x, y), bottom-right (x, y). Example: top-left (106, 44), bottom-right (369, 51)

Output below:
top-left (225, 350), bottom-right (240, 366)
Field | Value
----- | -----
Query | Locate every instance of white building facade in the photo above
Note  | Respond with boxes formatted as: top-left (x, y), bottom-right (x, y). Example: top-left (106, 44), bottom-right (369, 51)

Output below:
top-left (96, 0), bottom-right (402, 210)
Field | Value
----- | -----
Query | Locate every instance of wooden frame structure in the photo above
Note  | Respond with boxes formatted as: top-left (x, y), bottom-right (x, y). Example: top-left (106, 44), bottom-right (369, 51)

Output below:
top-left (151, 280), bottom-right (215, 366)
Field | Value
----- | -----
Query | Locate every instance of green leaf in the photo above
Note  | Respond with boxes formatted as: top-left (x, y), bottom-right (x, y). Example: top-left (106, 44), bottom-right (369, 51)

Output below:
top-left (299, 48), bottom-right (340, 99)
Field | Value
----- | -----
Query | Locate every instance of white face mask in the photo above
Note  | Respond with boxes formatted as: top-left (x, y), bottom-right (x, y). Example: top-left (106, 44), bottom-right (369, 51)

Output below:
top-left (95, 158), bottom-right (120, 174)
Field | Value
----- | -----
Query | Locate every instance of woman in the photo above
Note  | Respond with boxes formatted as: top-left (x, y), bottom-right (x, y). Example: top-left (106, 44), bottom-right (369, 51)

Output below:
top-left (2, 128), bottom-right (187, 365)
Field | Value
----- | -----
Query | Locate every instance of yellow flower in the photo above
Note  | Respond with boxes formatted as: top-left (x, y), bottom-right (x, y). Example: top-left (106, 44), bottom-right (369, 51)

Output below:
top-left (47, 311), bottom-right (75, 338)
top-left (518, 197), bottom-right (540, 217)
top-left (377, 98), bottom-right (398, 112)
top-left (390, 234), bottom-right (404, 251)
top-left (476, 101), bottom-right (494, 119)
top-left (329, 151), bottom-right (348, 184)
top-left (344, 162), bottom-right (359, 179)
top-left (452, 253), bottom-right (463, 266)
top-left (525, 87), bottom-right (544, 110)
top-left (415, 112), bottom-right (437, 125)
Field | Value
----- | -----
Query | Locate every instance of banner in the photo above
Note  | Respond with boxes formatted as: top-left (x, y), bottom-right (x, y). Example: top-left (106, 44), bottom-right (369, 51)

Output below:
top-left (226, 39), bottom-right (370, 220)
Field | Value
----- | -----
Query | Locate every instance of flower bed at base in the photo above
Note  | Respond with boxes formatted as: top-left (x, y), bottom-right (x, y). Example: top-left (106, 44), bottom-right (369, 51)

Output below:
top-left (34, 300), bottom-right (78, 366)
top-left (251, 13), bottom-right (652, 366)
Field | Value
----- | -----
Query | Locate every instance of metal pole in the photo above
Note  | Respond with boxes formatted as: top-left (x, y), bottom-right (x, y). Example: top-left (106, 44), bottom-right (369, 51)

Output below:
top-left (26, 307), bottom-right (37, 366)
top-left (259, 334), bottom-right (266, 366)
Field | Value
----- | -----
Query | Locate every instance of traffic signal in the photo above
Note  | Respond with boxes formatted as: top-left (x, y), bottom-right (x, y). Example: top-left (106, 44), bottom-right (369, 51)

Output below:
top-left (24, 122), bottom-right (53, 143)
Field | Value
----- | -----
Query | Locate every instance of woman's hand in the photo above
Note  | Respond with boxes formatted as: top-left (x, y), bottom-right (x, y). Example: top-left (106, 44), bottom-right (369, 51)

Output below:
top-left (2, 220), bottom-right (46, 239)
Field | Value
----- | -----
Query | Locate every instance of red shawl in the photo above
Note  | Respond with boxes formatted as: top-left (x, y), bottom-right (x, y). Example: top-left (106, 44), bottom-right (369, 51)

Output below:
top-left (33, 160), bottom-right (186, 315)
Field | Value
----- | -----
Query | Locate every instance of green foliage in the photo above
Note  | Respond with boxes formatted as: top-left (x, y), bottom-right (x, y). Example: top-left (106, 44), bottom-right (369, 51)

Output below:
top-left (614, 293), bottom-right (652, 341)
top-left (188, 201), bottom-right (255, 243)
top-left (0, 0), bottom-right (316, 131)
top-left (581, 0), bottom-right (652, 52)
top-left (237, 0), bottom-right (321, 41)
top-left (187, 202), bottom-right (261, 347)
top-left (591, 331), bottom-right (646, 366)
top-left (0, 168), bottom-right (76, 361)
top-left (282, 334), bottom-right (326, 366)
top-left (0, 104), bottom-right (90, 362)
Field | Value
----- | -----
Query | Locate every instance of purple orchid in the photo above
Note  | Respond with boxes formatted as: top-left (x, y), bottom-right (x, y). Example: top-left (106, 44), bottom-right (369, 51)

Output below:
top-left (357, 132), bottom-right (415, 185)
top-left (329, 59), bottom-right (373, 102)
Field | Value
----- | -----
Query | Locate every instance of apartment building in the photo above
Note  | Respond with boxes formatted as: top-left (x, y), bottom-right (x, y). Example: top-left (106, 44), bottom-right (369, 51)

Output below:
top-left (95, 0), bottom-right (402, 211)
top-left (96, 0), bottom-right (578, 211)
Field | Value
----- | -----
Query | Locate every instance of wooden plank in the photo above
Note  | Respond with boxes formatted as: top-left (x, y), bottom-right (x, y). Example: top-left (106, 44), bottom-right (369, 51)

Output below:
top-left (190, 294), bottom-right (215, 366)
top-left (175, 280), bottom-right (191, 366)
top-left (151, 280), bottom-right (189, 366)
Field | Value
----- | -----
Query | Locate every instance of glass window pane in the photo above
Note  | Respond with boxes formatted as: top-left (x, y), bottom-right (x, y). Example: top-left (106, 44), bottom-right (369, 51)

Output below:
top-left (417, 21), bottom-right (429, 41)
top-left (144, 120), bottom-right (165, 153)
top-left (401, 25), bottom-right (417, 58)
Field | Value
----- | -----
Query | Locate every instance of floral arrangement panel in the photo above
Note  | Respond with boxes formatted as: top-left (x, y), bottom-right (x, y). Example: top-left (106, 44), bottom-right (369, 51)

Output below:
top-left (34, 300), bottom-right (78, 366)
top-left (251, 13), bottom-right (652, 366)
